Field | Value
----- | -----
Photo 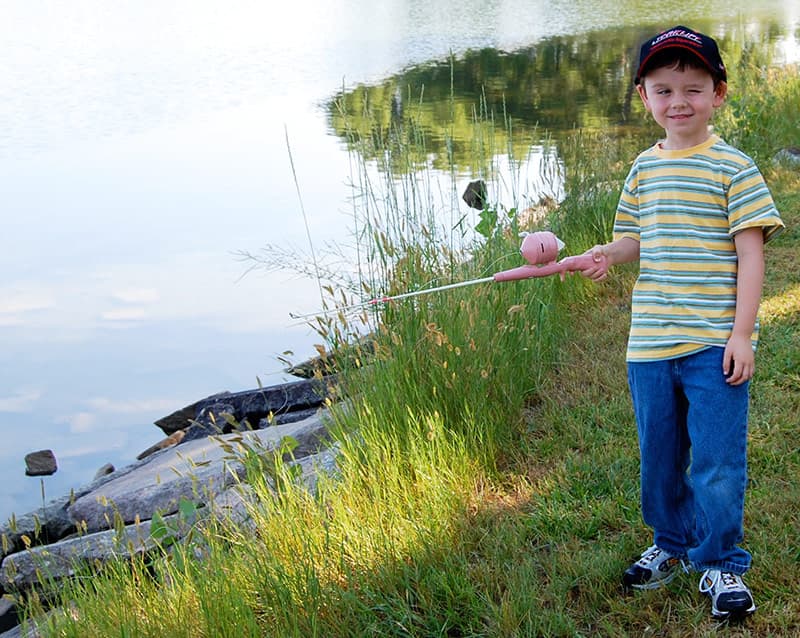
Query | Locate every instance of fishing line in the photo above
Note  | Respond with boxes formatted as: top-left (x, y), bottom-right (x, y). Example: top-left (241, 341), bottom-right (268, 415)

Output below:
top-left (285, 124), bottom-right (326, 313)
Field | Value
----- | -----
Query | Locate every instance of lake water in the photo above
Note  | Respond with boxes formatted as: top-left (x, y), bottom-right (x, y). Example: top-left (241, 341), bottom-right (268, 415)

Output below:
top-left (2, 1), bottom-right (797, 522)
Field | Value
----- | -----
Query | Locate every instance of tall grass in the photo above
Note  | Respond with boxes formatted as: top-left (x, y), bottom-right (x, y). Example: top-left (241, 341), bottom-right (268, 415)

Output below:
top-left (20, 60), bottom-right (800, 638)
top-left (714, 62), bottom-right (800, 165)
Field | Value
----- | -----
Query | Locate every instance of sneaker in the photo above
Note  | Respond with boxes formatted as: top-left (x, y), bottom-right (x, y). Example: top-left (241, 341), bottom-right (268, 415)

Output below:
top-left (622, 545), bottom-right (685, 590)
top-left (699, 569), bottom-right (756, 619)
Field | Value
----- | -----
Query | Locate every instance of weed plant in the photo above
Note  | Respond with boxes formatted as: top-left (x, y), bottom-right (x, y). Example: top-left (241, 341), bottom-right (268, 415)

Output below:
top-left (20, 57), bottom-right (800, 638)
top-left (714, 60), bottom-right (800, 165)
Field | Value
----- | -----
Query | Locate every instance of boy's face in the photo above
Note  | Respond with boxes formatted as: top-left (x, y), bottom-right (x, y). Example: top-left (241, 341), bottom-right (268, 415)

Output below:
top-left (637, 64), bottom-right (727, 150)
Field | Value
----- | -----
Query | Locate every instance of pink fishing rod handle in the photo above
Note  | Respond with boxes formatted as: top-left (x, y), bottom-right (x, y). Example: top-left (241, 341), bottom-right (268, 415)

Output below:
top-left (492, 262), bottom-right (566, 282)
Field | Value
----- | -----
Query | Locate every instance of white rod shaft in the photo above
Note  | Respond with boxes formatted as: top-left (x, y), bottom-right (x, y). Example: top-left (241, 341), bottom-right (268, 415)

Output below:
top-left (380, 276), bottom-right (496, 301)
top-left (289, 276), bottom-right (495, 319)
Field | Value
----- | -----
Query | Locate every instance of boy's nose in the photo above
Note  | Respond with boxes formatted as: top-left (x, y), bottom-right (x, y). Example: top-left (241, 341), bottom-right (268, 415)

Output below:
top-left (670, 96), bottom-right (688, 109)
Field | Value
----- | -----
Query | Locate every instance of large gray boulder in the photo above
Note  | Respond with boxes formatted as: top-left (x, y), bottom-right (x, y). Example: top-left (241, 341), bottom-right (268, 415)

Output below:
top-left (67, 411), bottom-right (331, 533)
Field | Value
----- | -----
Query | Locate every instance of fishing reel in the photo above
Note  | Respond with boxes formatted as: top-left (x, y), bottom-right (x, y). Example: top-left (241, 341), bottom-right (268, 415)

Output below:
top-left (493, 231), bottom-right (600, 281)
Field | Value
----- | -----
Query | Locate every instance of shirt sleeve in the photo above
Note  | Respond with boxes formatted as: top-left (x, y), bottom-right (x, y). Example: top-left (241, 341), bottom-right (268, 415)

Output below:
top-left (613, 162), bottom-right (641, 242)
top-left (728, 162), bottom-right (785, 243)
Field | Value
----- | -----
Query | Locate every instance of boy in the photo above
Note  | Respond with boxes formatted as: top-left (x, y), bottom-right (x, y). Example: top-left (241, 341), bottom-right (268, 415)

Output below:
top-left (579, 26), bottom-right (784, 619)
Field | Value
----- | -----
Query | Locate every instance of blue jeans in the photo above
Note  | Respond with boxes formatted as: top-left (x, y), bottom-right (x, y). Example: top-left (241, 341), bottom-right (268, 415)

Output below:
top-left (627, 346), bottom-right (751, 574)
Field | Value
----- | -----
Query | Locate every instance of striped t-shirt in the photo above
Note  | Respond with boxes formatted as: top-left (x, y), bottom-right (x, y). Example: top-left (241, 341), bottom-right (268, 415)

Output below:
top-left (614, 135), bottom-right (784, 362)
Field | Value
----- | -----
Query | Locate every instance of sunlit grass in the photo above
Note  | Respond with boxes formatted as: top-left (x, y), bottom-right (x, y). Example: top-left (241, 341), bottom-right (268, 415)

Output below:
top-left (761, 283), bottom-right (800, 322)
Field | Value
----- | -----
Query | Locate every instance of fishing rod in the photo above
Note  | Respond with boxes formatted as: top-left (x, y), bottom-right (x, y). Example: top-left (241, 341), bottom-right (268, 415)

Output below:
top-left (289, 231), bottom-right (604, 320)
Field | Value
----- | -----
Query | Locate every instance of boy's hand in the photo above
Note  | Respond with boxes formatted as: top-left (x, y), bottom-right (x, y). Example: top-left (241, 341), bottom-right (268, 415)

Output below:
top-left (579, 245), bottom-right (610, 281)
top-left (723, 334), bottom-right (755, 385)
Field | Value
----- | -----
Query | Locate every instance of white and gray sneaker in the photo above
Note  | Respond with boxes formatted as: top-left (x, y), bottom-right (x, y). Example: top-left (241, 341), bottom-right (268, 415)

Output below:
top-left (622, 545), bottom-right (686, 590)
top-left (699, 569), bottom-right (756, 619)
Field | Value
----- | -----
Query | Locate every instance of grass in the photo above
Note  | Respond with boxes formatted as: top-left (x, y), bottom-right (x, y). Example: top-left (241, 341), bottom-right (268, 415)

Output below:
top-left (15, 62), bottom-right (800, 637)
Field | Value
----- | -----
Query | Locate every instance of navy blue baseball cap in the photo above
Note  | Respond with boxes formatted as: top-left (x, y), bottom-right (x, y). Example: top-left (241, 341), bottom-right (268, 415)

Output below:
top-left (635, 25), bottom-right (727, 85)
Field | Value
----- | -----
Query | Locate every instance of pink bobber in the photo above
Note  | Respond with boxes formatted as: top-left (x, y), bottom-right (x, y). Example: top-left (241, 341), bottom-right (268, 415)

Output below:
top-left (519, 231), bottom-right (563, 266)
top-left (492, 231), bottom-right (569, 282)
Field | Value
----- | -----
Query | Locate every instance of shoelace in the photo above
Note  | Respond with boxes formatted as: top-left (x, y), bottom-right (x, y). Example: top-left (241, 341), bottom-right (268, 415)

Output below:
top-left (699, 569), bottom-right (746, 594)
top-left (638, 545), bottom-right (663, 565)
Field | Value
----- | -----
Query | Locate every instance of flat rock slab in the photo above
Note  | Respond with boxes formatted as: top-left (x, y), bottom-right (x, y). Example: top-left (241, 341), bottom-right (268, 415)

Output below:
top-left (68, 412), bottom-right (330, 533)
top-left (1, 517), bottom-right (161, 592)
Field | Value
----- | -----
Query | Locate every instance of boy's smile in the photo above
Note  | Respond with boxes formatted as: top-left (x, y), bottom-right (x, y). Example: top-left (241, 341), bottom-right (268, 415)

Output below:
top-left (637, 65), bottom-right (727, 150)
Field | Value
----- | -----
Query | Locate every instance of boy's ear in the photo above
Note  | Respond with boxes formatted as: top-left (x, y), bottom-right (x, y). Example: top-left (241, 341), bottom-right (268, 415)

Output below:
top-left (636, 84), bottom-right (651, 111)
top-left (713, 81), bottom-right (728, 107)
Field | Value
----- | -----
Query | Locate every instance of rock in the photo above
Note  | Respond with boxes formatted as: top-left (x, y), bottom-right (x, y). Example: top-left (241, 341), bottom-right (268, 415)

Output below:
top-left (285, 339), bottom-right (376, 378)
top-left (136, 430), bottom-right (186, 461)
top-left (1, 494), bottom-right (76, 560)
top-left (93, 463), bottom-right (115, 480)
top-left (0, 609), bottom-right (62, 638)
top-left (23, 451), bottom-right (57, 477)
top-left (207, 485), bottom-right (258, 533)
top-left (151, 401), bottom-right (198, 436)
top-left (180, 401), bottom-right (237, 442)
top-left (462, 179), bottom-right (488, 210)
top-left (0, 596), bottom-right (19, 634)
top-left (67, 411), bottom-right (332, 533)
top-left (0, 369), bottom-right (351, 638)
top-left (154, 377), bottom-right (337, 436)
top-left (774, 146), bottom-right (800, 165)
top-left (256, 406), bottom-right (320, 428)
top-left (291, 446), bottom-right (340, 497)
top-left (1, 516), bottom-right (163, 592)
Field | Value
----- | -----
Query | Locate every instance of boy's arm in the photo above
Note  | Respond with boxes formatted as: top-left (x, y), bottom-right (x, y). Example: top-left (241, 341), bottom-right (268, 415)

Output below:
top-left (579, 237), bottom-right (640, 281)
top-left (725, 227), bottom-right (766, 386)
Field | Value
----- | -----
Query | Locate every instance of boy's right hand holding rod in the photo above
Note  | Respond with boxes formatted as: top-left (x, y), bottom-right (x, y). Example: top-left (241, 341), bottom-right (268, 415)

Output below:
top-left (579, 236), bottom-right (639, 283)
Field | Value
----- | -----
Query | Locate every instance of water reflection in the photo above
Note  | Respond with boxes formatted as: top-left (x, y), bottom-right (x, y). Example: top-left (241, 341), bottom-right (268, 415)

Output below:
top-left (328, 19), bottom-right (798, 176)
